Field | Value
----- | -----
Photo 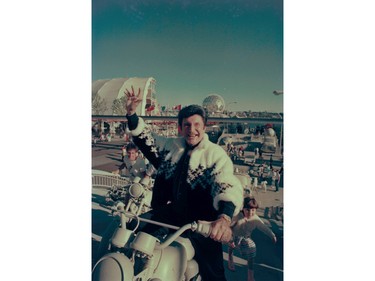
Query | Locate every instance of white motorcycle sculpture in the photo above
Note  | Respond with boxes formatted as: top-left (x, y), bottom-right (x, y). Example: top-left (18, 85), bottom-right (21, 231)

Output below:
top-left (106, 176), bottom-right (153, 218)
top-left (92, 202), bottom-right (211, 281)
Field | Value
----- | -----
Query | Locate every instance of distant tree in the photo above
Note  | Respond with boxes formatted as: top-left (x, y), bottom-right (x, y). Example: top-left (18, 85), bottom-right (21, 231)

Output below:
top-left (112, 96), bottom-right (127, 116)
top-left (92, 93), bottom-right (108, 115)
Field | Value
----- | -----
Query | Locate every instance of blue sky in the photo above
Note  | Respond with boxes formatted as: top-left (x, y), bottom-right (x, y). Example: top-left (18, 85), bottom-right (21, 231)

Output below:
top-left (92, 0), bottom-right (283, 112)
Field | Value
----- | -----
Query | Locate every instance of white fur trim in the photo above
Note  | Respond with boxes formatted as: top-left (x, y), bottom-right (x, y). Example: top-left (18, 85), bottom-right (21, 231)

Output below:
top-left (131, 117), bottom-right (146, 136)
top-left (213, 185), bottom-right (243, 216)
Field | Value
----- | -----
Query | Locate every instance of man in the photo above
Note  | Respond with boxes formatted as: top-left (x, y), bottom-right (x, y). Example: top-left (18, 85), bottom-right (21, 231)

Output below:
top-left (125, 87), bottom-right (243, 281)
top-left (112, 142), bottom-right (155, 181)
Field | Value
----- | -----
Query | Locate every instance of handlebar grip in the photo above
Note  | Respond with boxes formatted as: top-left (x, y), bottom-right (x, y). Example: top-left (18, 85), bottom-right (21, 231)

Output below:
top-left (195, 222), bottom-right (212, 237)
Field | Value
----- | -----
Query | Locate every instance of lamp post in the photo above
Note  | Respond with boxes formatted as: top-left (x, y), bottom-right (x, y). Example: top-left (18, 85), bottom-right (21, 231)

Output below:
top-left (272, 90), bottom-right (283, 157)
top-left (226, 101), bottom-right (237, 116)
top-left (279, 124), bottom-right (283, 156)
top-left (225, 101), bottom-right (237, 133)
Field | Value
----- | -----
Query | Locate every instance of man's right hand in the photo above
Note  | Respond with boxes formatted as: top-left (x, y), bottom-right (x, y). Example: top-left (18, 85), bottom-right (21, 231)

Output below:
top-left (125, 86), bottom-right (143, 115)
top-left (208, 216), bottom-right (233, 243)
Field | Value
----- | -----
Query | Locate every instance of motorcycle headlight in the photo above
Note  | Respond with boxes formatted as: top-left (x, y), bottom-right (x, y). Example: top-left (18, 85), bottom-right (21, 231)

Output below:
top-left (129, 183), bottom-right (144, 198)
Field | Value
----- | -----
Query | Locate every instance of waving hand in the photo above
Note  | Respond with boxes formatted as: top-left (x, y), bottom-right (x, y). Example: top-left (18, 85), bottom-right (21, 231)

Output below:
top-left (125, 86), bottom-right (142, 115)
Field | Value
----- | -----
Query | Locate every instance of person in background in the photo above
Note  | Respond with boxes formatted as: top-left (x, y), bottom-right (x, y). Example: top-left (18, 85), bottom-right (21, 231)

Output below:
top-left (121, 144), bottom-right (127, 161)
top-left (112, 142), bottom-right (155, 181)
top-left (100, 132), bottom-right (106, 142)
top-left (124, 87), bottom-right (243, 281)
top-left (278, 164), bottom-right (283, 189)
top-left (226, 142), bottom-right (231, 154)
top-left (239, 146), bottom-right (244, 157)
top-left (269, 154), bottom-right (273, 169)
top-left (272, 169), bottom-right (280, 192)
top-left (228, 197), bottom-right (277, 281)
top-left (254, 147), bottom-right (259, 157)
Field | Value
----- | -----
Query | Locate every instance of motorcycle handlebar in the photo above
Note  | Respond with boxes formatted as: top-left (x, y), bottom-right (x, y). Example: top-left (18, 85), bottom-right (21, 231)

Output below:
top-left (194, 221), bottom-right (212, 237)
top-left (108, 206), bottom-right (212, 248)
top-left (155, 221), bottom-right (212, 250)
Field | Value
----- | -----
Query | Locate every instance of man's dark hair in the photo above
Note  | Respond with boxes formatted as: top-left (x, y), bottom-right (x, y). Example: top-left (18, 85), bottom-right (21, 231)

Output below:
top-left (177, 105), bottom-right (208, 127)
top-left (126, 142), bottom-right (138, 152)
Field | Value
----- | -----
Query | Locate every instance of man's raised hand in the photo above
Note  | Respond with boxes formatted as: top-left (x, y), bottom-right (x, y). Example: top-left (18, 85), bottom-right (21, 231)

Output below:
top-left (125, 86), bottom-right (142, 115)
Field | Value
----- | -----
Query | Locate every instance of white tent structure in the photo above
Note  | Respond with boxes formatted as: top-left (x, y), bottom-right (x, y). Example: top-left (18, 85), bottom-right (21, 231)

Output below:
top-left (92, 77), bottom-right (159, 116)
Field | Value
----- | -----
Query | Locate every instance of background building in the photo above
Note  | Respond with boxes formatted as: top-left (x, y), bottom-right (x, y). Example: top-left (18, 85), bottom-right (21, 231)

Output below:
top-left (92, 77), bottom-right (160, 116)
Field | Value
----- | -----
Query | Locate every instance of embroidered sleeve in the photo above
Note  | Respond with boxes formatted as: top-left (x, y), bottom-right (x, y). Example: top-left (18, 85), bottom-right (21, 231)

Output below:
top-left (128, 116), bottom-right (168, 170)
top-left (209, 145), bottom-right (243, 216)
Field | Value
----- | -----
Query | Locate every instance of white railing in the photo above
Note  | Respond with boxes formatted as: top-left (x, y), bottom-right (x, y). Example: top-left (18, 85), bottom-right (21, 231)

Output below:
top-left (92, 170), bottom-right (130, 188)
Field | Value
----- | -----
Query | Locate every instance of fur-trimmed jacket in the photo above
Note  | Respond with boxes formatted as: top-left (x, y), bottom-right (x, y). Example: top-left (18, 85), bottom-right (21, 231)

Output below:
top-left (129, 116), bottom-right (243, 222)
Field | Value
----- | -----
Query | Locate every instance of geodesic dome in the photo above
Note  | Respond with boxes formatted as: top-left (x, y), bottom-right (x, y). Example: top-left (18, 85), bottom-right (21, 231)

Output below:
top-left (202, 94), bottom-right (226, 113)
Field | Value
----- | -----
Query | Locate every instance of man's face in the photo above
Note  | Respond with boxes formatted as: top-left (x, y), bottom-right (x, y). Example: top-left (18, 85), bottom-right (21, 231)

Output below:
top-left (180, 114), bottom-right (206, 146)
top-left (127, 149), bottom-right (138, 161)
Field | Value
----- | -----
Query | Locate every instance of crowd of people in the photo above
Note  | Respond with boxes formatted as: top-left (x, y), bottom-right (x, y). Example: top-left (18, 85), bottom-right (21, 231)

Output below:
top-left (225, 141), bottom-right (282, 193)
top-left (247, 161), bottom-right (282, 193)
top-left (227, 142), bottom-right (246, 162)
top-left (92, 131), bottom-right (113, 146)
